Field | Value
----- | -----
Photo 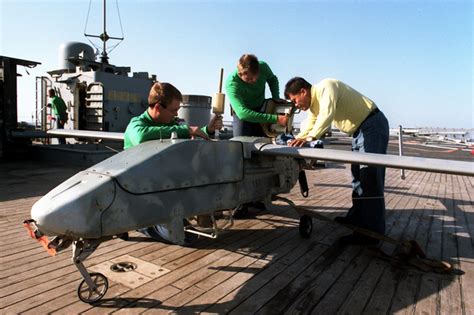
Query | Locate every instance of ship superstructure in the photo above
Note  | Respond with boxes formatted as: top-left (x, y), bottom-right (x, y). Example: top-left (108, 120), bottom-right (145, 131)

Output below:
top-left (37, 41), bottom-right (155, 135)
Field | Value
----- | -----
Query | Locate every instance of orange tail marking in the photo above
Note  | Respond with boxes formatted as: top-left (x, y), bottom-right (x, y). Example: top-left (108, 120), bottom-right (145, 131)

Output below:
top-left (38, 235), bottom-right (56, 256)
top-left (23, 222), bottom-right (56, 256)
top-left (23, 222), bottom-right (36, 239)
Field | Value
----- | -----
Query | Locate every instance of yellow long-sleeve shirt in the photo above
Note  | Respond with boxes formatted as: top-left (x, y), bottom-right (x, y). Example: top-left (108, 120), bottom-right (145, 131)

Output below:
top-left (297, 79), bottom-right (378, 140)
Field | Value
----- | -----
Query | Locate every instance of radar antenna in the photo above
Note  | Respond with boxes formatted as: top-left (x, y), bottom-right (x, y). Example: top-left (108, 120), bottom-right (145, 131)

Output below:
top-left (84, 0), bottom-right (124, 64)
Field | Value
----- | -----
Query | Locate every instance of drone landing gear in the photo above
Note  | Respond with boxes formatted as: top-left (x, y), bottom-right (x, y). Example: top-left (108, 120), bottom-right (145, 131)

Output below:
top-left (72, 240), bottom-right (108, 303)
top-left (271, 196), bottom-right (314, 239)
top-left (77, 272), bottom-right (108, 303)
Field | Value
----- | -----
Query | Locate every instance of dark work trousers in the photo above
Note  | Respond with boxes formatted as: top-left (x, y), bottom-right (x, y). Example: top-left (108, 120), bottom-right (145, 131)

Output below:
top-left (56, 115), bottom-right (66, 145)
top-left (232, 112), bottom-right (266, 137)
top-left (346, 110), bottom-right (389, 234)
top-left (232, 109), bottom-right (267, 212)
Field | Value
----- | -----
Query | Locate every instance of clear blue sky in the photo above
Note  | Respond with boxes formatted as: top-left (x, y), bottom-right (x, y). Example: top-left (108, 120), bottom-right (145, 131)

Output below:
top-left (1, 0), bottom-right (472, 128)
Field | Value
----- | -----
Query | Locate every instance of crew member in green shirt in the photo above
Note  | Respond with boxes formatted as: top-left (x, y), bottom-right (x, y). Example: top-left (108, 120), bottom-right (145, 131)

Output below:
top-left (124, 81), bottom-right (222, 244)
top-left (285, 77), bottom-right (389, 245)
top-left (124, 82), bottom-right (222, 149)
top-left (225, 54), bottom-right (288, 137)
top-left (47, 89), bottom-right (68, 144)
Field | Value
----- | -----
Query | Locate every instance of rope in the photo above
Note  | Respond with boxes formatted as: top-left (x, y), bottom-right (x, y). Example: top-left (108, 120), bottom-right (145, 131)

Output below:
top-left (115, 0), bottom-right (124, 38)
top-left (107, 0), bottom-right (125, 55)
top-left (84, 0), bottom-right (101, 51)
top-left (104, 145), bottom-right (120, 153)
top-left (84, 0), bottom-right (92, 35)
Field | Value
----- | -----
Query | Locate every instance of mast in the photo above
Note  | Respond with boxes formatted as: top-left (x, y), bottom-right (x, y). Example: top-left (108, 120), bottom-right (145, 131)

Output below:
top-left (84, 0), bottom-right (124, 65)
top-left (101, 0), bottom-right (108, 63)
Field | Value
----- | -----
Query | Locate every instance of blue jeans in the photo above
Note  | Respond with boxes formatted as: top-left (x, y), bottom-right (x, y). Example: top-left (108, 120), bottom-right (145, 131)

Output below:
top-left (346, 110), bottom-right (389, 234)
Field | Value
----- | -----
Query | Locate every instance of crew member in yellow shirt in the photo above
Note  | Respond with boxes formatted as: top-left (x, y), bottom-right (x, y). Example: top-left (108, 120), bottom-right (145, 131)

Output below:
top-left (284, 77), bottom-right (389, 245)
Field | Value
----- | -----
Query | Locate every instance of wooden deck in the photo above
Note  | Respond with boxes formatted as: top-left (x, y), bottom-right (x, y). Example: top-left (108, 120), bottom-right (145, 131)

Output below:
top-left (0, 159), bottom-right (473, 314)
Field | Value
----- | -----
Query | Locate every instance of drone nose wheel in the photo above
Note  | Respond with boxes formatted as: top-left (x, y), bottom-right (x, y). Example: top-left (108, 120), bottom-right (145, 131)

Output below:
top-left (77, 272), bottom-right (109, 303)
top-left (299, 215), bottom-right (313, 238)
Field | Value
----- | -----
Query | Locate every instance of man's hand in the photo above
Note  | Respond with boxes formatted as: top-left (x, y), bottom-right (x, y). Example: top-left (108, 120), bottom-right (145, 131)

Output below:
top-left (288, 138), bottom-right (307, 147)
top-left (276, 114), bottom-right (289, 127)
top-left (189, 126), bottom-right (210, 140)
top-left (207, 114), bottom-right (223, 133)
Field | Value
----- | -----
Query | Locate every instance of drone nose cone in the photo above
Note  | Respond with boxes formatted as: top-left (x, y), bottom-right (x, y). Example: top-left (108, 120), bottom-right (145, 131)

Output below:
top-left (31, 171), bottom-right (116, 238)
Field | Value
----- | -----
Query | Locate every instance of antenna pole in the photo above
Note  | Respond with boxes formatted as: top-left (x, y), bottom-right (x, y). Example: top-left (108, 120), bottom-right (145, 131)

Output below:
top-left (103, 0), bottom-right (106, 55)
top-left (100, 0), bottom-right (109, 64)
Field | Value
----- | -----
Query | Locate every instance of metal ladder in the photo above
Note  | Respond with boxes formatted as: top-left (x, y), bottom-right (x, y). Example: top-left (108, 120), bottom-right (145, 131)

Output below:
top-left (85, 83), bottom-right (104, 131)
top-left (35, 76), bottom-right (52, 144)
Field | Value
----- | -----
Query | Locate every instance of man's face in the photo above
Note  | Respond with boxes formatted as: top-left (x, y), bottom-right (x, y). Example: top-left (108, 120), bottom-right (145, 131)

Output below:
top-left (288, 88), bottom-right (311, 111)
top-left (239, 71), bottom-right (259, 84)
top-left (158, 99), bottom-right (181, 123)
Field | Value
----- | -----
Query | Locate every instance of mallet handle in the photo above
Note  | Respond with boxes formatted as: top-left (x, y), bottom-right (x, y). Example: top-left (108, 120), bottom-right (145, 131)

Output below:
top-left (218, 68), bottom-right (224, 93)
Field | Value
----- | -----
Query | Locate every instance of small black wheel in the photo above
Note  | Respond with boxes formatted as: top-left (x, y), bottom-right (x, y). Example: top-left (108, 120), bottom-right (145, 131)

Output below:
top-left (299, 215), bottom-right (312, 239)
top-left (77, 272), bottom-right (108, 303)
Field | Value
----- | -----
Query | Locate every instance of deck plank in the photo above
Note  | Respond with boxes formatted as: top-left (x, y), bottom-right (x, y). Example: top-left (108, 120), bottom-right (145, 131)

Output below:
top-left (262, 170), bottom-right (413, 313)
top-left (0, 160), bottom-right (472, 314)
top-left (316, 171), bottom-right (431, 315)
top-left (387, 170), bottom-right (435, 315)
top-left (205, 230), bottom-right (336, 314)
top-left (389, 171), bottom-right (438, 315)
top-left (60, 213), bottom-right (287, 314)
top-left (438, 174), bottom-right (463, 315)
top-left (362, 171), bottom-right (431, 314)
top-left (454, 175), bottom-right (474, 315)
top-left (412, 172), bottom-right (446, 315)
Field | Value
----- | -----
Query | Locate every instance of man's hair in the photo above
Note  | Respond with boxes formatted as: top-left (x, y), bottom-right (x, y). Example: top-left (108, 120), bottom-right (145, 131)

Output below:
top-left (48, 89), bottom-right (56, 96)
top-left (284, 77), bottom-right (312, 99)
top-left (148, 82), bottom-right (182, 108)
top-left (237, 54), bottom-right (259, 75)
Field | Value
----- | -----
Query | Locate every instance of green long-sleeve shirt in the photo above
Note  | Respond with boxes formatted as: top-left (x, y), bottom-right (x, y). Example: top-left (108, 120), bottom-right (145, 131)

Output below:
top-left (50, 96), bottom-right (68, 120)
top-left (225, 61), bottom-right (280, 123)
top-left (123, 110), bottom-right (209, 149)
